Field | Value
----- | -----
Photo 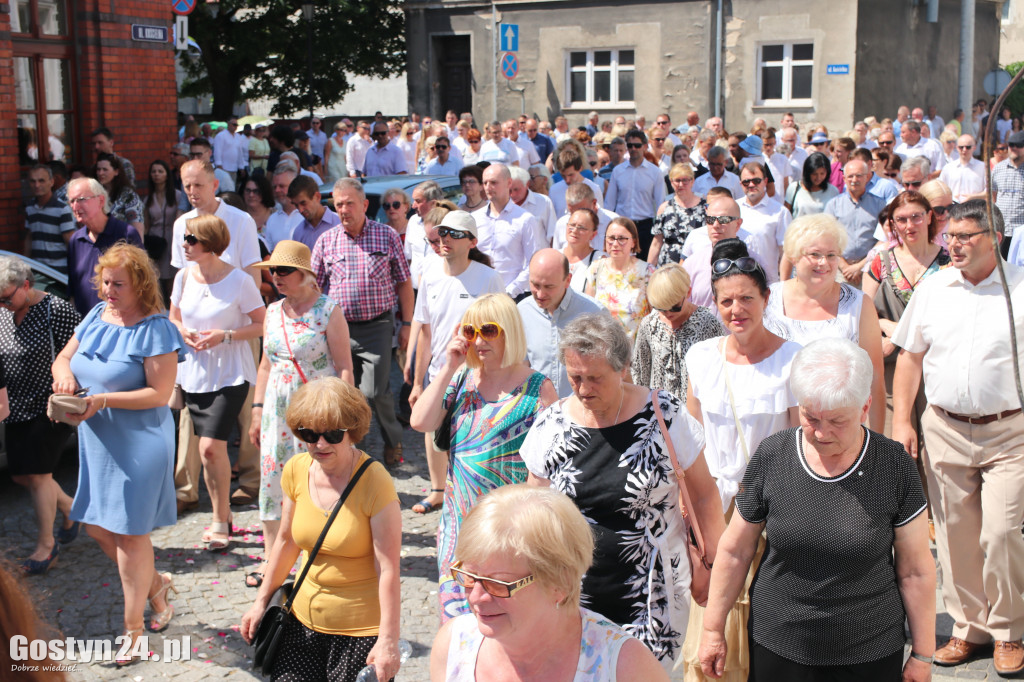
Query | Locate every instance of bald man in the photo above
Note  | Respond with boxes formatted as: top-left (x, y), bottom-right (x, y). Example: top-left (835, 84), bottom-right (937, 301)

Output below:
top-left (518, 248), bottom-right (605, 397)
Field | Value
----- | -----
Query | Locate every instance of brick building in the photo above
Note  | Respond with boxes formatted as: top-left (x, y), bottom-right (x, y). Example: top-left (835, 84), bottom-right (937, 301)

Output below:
top-left (3, 0), bottom-right (178, 250)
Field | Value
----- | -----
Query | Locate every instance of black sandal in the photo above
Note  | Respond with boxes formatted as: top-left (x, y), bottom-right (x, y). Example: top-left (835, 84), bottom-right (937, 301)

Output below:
top-left (412, 489), bottom-right (445, 514)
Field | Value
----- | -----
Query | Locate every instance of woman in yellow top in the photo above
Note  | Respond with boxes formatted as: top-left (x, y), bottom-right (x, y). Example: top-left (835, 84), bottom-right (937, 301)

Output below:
top-left (241, 377), bottom-right (403, 682)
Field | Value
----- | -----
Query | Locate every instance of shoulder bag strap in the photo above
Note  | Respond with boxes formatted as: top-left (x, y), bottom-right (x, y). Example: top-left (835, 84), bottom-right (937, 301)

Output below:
top-left (719, 338), bottom-right (750, 463)
top-left (283, 457), bottom-right (373, 610)
top-left (280, 305), bottom-right (308, 383)
top-left (652, 393), bottom-right (709, 563)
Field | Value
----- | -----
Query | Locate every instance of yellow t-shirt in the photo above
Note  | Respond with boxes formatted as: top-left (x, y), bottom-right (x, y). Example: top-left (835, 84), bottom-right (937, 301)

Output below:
top-left (282, 451), bottom-right (398, 636)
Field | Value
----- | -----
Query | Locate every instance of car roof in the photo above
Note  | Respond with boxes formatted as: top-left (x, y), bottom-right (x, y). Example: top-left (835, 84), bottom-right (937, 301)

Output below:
top-left (318, 174), bottom-right (460, 196)
top-left (0, 250), bottom-right (69, 285)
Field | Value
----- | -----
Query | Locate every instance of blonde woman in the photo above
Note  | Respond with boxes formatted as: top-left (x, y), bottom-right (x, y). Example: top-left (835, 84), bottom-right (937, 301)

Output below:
top-left (410, 293), bottom-right (556, 622)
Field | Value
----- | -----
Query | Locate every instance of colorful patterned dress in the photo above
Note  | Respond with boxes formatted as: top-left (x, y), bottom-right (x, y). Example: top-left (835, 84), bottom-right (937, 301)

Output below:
top-left (437, 368), bottom-right (548, 621)
top-left (585, 257), bottom-right (655, 339)
top-left (258, 295), bottom-right (338, 520)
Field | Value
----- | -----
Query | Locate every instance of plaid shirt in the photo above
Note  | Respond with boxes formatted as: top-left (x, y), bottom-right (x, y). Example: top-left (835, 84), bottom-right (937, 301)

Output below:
top-left (992, 159), bottom-right (1024, 236)
top-left (311, 218), bottom-right (410, 321)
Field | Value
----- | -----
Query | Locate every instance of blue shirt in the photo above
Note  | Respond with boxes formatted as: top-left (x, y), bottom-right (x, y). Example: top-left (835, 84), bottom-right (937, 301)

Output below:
top-left (424, 156), bottom-right (464, 175)
top-left (518, 288), bottom-right (605, 398)
top-left (68, 217), bottom-right (143, 315)
top-left (864, 173), bottom-right (900, 205)
top-left (292, 207), bottom-right (341, 253)
top-left (824, 191), bottom-right (886, 261)
top-left (529, 133), bottom-right (555, 164)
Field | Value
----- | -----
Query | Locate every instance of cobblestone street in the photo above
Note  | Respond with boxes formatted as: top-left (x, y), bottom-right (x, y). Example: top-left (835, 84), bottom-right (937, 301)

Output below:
top-left (0, 377), bottom-right (1008, 681)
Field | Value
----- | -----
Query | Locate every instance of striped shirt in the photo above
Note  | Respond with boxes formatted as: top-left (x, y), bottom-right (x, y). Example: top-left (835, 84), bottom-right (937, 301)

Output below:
top-left (311, 219), bottom-right (410, 322)
top-left (25, 195), bottom-right (75, 273)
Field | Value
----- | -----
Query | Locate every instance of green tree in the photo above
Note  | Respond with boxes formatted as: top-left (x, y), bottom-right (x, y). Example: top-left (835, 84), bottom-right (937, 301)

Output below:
top-left (1004, 62), bottom-right (1024, 120)
top-left (179, 0), bottom-right (405, 119)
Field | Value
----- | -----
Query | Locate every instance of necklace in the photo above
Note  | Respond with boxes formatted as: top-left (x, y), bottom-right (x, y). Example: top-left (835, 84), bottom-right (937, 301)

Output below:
top-left (310, 447), bottom-right (357, 516)
top-left (613, 387), bottom-right (624, 425)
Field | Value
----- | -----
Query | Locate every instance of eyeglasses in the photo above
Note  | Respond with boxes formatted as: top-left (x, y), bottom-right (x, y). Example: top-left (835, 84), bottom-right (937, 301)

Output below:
top-left (803, 251), bottom-right (840, 264)
top-left (0, 286), bottom-right (19, 306)
top-left (269, 266), bottom-right (298, 276)
top-left (740, 177), bottom-right (764, 187)
top-left (893, 212), bottom-right (927, 225)
top-left (931, 204), bottom-right (950, 217)
top-left (183, 233), bottom-right (200, 245)
top-left (461, 322), bottom-right (503, 341)
top-left (450, 561), bottom-right (535, 599)
top-left (382, 201), bottom-right (404, 210)
top-left (244, 187), bottom-right (262, 195)
top-left (438, 227), bottom-right (471, 239)
top-left (606, 235), bottom-right (632, 243)
top-left (846, 172), bottom-right (869, 180)
top-left (941, 230), bottom-right (987, 245)
top-left (712, 257), bottom-right (760, 275)
top-left (566, 222), bottom-right (595, 232)
top-left (902, 180), bottom-right (923, 189)
top-left (706, 215), bottom-right (739, 225)
top-left (878, 140), bottom-right (895, 146)
top-left (654, 302), bottom-right (684, 313)
top-left (626, 143), bottom-right (644, 149)
top-left (295, 426), bottom-right (348, 444)
top-left (69, 195), bottom-right (99, 206)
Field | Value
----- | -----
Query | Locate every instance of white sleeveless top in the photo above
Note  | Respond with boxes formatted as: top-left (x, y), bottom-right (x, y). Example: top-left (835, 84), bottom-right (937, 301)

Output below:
top-left (445, 607), bottom-right (631, 682)
top-left (762, 281), bottom-right (863, 344)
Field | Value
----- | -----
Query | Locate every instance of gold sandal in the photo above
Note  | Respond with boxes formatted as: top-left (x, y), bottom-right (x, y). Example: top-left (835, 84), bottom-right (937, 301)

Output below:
top-left (148, 572), bottom-right (178, 632)
top-left (115, 628), bottom-right (145, 667)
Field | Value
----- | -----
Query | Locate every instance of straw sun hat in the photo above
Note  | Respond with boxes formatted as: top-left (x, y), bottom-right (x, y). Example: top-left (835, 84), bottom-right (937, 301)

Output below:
top-left (255, 240), bottom-right (314, 274)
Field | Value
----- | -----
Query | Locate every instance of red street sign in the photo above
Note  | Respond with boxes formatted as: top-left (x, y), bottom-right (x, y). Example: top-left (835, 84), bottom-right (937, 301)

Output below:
top-left (172, 0), bottom-right (196, 16)
top-left (501, 53), bottom-right (518, 80)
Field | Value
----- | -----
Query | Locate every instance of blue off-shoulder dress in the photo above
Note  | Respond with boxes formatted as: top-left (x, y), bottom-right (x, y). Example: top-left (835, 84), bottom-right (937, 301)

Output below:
top-left (68, 303), bottom-right (185, 535)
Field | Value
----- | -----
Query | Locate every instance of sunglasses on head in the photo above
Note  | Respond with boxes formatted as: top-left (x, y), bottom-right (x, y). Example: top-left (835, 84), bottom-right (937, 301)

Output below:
top-left (438, 227), bottom-right (471, 239)
top-left (712, 257), bottom-right (760, 275)
top-left (269, 266), bottom-right (298, 276)
top-left (183, 233), bottom-right (200, 245)
top-left (461, 322), bottom-right (503, 341)
top-left (295, 426), bottom-right (348, 444)
top-left (383, 201), bottom-right (404, 210)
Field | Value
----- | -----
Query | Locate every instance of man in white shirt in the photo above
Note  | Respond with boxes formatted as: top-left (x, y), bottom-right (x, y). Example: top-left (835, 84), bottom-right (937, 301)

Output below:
top-left (894, 120), bottom-right (944, 177)
top-left (892, 200), bottom-right (1024, 676)
top-left (738, 162), bottom-right (789, 282)
top-left (307, 116), bottom-right (328, 162)
top-left (189, 138), bottom-right (235, 194)
top-left (549, 145), bottom-right (604, 218)
top-left (423, 135), bottom-right (463, 175)
top-left (653, 113), bottom-right (682, 147)
top-left (263, 164), bottom-right (304, 251)
top-left (213, 118), bottom-right (242, 184)
top-left (405, 181), bottom-right (443, 289)
top-left (479, 122), bottom-right (520, 166)
top-left (409, 209), bottom-right (505, 514)
top-left (939, 134), bottom-right (987, 202)
top-left (171, 159), bottom-right (263, 510)
top-left (552, 182), bottom-right (617, 250)
top-left (504, 119), bottom-right (541, 168)
top-left (777, 127), bottom-right (808, 180)
top-left (692, 146), bottom-right (743, 200)
top-left (509, 166), bottom-right (557, 246)
top-left (604, 129), bottom-right (665, 259)
top-left (346, 121), bottom-right (373, 177)
top-left (363, 122), bottom-right (407, 177)
top-left (473, 163), bottom-right (545, 298)
top-left (690, 128), bottom-right (718, 172)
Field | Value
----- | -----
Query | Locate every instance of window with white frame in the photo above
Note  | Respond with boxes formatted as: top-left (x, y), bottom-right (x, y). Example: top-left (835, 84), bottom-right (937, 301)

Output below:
top-left (566, 49), bottom-right (635, 107)
top-left (756, 42), bottom-right (813, 105)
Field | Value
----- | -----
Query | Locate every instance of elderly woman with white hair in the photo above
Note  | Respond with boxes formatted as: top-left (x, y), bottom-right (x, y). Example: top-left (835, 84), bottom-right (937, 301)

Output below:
top-left (521, 312), bottom-right (725, 669)
top-left (699, 338), bottom-right (935, 681)
top-left (763, 213), bottom-right (887, 431)
top-left (430, 484), bottom-right (669, 681)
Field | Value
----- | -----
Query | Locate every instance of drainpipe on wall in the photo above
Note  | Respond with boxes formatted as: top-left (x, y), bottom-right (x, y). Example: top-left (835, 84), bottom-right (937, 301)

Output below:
top-left (959, 0), bottom-right (975, 128)
top-left (714, 0), bottom-right (723, 119)
top-left (492, 1), bottom-right (498, 122)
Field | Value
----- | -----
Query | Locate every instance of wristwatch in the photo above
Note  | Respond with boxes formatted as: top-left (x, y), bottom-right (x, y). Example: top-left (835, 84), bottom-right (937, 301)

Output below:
top-left (401, 321), bottom-right (412, 327)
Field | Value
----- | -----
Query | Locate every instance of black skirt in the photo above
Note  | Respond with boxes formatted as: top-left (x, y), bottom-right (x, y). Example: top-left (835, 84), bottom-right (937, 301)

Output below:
top-left (6, 414), bottom-right (73, 476)
top-left (184, 382), bottom-right (249, 440)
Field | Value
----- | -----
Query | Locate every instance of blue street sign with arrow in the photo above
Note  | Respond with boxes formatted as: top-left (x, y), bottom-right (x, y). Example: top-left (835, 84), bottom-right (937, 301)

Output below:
top-left (500, 24), bottom-right (519, 52)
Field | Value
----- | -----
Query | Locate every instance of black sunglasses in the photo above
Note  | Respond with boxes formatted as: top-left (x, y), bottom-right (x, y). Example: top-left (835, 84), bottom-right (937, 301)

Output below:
top-left (269, 266), bottom-right (298, 276)
top-left (626, 142), bottom-right (644, 149)
top-left (705, 215), bottom-right (739, 225)
top-left (295, 426), bottom-right (347, 444)
top-left (371, 131), bottom-right (388, 138)
top-left (434, 145), bottom-right (449, 150)
top-left (382, 201), bottom-right (404, 210)
top-left (712, 257), bottom-right (760, 275)
top-left (931, 205), bottom-right (949, 216)
top-left (438, 227), bottom-right (471, 239)
top-left (183, 233), bottom-right (200, 245)
top-left (903, 180), bottom-right (923, 189)
top-left (654, 302), bottom-right (684, 313)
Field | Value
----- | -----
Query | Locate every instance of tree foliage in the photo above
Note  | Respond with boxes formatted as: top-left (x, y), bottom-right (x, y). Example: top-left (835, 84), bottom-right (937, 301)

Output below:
top-left (179, 0), bottom-right (405, 119)
top-left (1004, 62), bottom-right (1024, 120)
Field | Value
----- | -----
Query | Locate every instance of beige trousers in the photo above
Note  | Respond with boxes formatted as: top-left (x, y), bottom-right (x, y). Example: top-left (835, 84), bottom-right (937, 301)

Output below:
top-left (921, 405), bottom-right (1024, 643)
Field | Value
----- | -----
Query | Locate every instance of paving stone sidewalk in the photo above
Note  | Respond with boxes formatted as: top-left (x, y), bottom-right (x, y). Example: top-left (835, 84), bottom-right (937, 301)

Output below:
top-left (0, 384), bottom-right (1007, 681)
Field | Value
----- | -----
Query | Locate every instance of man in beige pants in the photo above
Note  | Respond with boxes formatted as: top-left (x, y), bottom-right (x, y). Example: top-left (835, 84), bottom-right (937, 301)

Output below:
top-left (892, 200), bottom-right (1024, 676)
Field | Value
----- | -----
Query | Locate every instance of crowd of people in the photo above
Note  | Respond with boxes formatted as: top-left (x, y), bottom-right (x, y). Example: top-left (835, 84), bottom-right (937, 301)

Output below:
top-left (4, 99), bottom-right (1024, 681)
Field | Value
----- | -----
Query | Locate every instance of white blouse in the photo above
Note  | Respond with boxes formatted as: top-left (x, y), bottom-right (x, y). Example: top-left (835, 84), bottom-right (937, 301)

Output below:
top-left (685, 336), bottom-right (801, 510)
top-left (172, 267), bottom-right (263, 393)
top-left (762, 281), bottom-right (863, 345)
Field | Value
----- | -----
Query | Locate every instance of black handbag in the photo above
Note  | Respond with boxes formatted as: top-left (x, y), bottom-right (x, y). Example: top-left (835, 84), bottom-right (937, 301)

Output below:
top-left (252, 458), bottom-right (373, 675)
top-left (432, 369), bottom-right (467, 452)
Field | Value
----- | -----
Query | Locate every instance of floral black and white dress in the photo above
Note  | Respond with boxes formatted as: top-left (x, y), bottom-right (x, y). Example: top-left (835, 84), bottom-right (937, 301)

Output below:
top-left (652, 197), bottom-right (707, 266)
top-left (520, 390), bottom-right (705, 670)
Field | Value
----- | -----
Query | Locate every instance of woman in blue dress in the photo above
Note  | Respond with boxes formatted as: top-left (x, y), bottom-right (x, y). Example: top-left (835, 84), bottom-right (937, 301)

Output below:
top-left (51, 243), bottom-right (184, 666)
